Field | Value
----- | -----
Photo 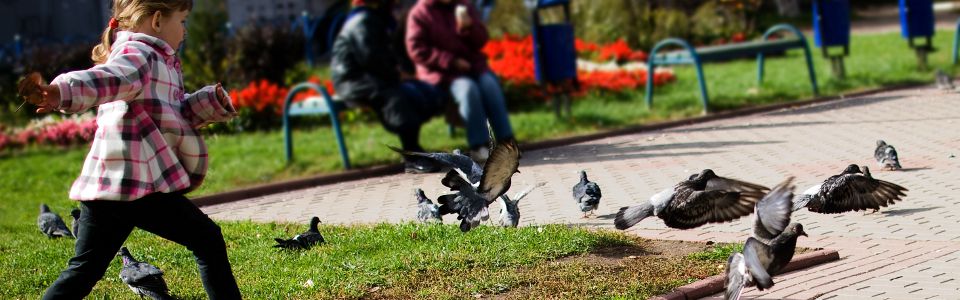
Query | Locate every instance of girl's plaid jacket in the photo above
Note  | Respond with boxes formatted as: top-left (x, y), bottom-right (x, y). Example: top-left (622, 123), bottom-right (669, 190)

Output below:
top-left (51, 31), bottom-right (236, 201)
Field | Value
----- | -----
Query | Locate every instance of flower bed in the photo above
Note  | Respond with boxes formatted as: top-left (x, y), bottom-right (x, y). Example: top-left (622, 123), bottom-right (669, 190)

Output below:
top-left (0, 114), bottom-right (97, 151)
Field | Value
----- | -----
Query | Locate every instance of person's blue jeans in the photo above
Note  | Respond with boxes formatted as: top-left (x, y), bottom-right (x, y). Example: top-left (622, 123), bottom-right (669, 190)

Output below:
top-left (449, 71), bottom-right (514, 148)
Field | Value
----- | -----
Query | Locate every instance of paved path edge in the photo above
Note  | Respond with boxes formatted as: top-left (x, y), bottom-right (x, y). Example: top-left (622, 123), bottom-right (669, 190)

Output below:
top-left (192, 83), bottom-right (921, 208)
top-left (649, 249), bottom-right (841, 300)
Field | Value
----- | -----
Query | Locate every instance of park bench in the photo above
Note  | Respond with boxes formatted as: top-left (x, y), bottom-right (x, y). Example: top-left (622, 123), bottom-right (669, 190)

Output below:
top-left (645, 23), bottom-right (819, 114)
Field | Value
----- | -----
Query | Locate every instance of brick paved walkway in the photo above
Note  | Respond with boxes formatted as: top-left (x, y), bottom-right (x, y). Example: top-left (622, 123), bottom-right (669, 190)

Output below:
top-left (202, 86), bottom-right (960, 299)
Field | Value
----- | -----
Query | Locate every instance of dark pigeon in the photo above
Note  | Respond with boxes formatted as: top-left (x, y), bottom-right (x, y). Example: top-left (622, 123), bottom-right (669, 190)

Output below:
top-left (70, 208), bottom-right (81, 238)
top-left (498, 182), bottom-right (545, 228)
top-left (274, 216), bottom-right (325, 250)
top-left (118, 247), bottom-right (174, 300)
top-left (415, 188), bottom-right (442, 223)
top-left (874, 140), bottom-right (902, 171)
top-left (389, 146), bottom-right (484, 183)
top-left (37, 204), bottom-right (73, 239)
top-left (615, 169), bottom-right (769, 230)
top-left (725, 222), bottom-right (808, 300)
top-left (436, 140), bottom-right (521, 232)
top-left (793, 164), bottom-right (907, 214)
top-left (572, 170), bottom-right (602, 218)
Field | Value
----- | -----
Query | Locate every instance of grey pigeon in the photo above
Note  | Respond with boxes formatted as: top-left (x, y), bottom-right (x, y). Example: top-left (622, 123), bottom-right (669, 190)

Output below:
top-left (415, 188), bottom-right (442, 223)
top-left (936, 69), bottom-right (955, 90)
top-left (273, 216), bottom-right (325, 250)
top-left (70, 208), bottom-right (81, 238)
top-left (118, 247), bottom-right (174, 300)
top-left (436, 140), bottom-right (521, 232)
top-left (37, 204), bottom-right (73, 238)
top-left (793, 164), bottom-right (907, 214)
top-left (498, 182), bottom-right (546, 228)
top-left (389, 146), bottom-right (484, 183)
top-left (752, 177), bottom-right (796, 245)
top-left (572, 170), bottom-right (602, 218)
top-left (615, 169), bottom-right (769, 230)
top-left (725, 224), bottom-right (807, 300)
top-left (874, 140), bottom-right (902, 171)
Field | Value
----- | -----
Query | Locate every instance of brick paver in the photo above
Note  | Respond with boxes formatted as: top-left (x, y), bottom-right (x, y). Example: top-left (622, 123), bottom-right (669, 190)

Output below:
top-left (201, 86), bottom-right (960, 299)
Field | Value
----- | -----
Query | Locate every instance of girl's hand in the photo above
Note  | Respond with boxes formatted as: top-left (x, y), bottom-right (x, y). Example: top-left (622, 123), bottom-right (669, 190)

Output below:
top-left (17, 72), bottom-right (60, 113)
top-left (215, 83), bottom-right (228, 107)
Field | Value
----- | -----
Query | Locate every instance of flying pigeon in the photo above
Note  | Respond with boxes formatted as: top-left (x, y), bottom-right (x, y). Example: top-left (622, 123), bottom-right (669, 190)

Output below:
top-left (70, 208), bottom-right (81, 238)
top-left (415, 188), bottom-right (442, 223)
top-left (615, 169), bottom-right (769, 230)
top-left (792, 164), bottom-right (907, 214)
top-left (874, 140), bottom-right (902, 171)
top-left (389, 146), bottom-right (484, 183)
top-left (436, 140), bottom-right (521, 232)
top-left (752, 177), bottom-right (797, 245)
top-left (498, 182), bottom-right (546, 228)
top-left (935, 69), bottom-right (955, 90)
top-left (725, 224), bottom-right (807, 300)
top-left (118, 247), bottom-right (174, 300)
top-left (572, 170), bottom-right (602, 218)
top-left (37, 204), bottom-right (73, 238)
top-left (273, 216), bottom-right (326, 250)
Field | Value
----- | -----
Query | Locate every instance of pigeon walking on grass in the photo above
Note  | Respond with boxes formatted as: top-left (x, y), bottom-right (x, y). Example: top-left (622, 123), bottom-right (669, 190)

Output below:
top-left (615, 169), bottom-right (769, 230)
top-left (792, 164), bottom-right (907, 214)
top-left (725, 177), bottom-right (807, 300)
top-left (874, 140), bottom-right (902, 171)
top-left (436, 140), bottom-right (521, 232)
top-left (37, 204), bottom-right (73, 239)
top-left (415, 188), bottom-right (442, 223)
top-left (572, 170), bottom-right (602, 218)
top-left (70, 208), bottom-right (81, 238)
top-left (273, 216), bottom-right (326, 250)
top-left (118, 247), bottom-right (174, 300)
top-left (498, 182), bottom-right (546, 227)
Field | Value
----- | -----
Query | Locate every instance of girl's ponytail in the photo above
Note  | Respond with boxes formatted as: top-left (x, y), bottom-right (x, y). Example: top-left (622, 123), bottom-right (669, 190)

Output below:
top-left (91, 25), bottom-right (116, 65)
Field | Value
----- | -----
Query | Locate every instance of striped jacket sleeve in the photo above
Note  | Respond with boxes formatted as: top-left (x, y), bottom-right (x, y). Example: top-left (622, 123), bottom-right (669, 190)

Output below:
top-left (52, 42), bottom-right (152, 113)
top-left (181, 85), bottom-right (237, 128)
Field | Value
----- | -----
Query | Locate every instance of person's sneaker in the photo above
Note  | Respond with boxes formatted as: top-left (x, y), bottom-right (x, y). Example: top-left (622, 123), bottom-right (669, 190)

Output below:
top-left (404, 157), bottom-right (440, 174)
top-left (470, 146), bottom-right (490, 164)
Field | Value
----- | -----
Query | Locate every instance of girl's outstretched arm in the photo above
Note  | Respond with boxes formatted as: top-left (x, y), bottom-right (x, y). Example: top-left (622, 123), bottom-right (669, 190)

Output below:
top-left (181, 83), bottom-right (236, 128)
top-left (51, 44), bottom-right (152, 113)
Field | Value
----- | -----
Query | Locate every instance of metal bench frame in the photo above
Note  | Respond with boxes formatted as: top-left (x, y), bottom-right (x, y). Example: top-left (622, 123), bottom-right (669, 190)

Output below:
top-left (645, 23), bottom-right (819, 113)
top-left (282, 82), bottom-right (351, 169)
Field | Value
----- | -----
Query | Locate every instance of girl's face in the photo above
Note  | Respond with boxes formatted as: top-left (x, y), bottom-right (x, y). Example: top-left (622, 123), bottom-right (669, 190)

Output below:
top-left (156, 10), bottom-right (189, 50)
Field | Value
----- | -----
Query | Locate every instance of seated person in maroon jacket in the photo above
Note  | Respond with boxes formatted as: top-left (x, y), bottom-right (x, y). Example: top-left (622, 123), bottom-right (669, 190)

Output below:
top-left (332, 0), bottom-right (442, 173)
top-left (405, 0), bottom-right (515, 163)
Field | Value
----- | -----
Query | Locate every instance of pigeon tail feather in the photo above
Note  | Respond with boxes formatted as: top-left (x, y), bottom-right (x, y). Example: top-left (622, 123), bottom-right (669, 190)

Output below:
top-left (614, 202), bottom-right (654, 230)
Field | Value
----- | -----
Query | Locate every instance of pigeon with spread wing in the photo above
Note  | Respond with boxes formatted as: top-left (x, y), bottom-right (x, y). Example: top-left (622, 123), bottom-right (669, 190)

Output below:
top-left (436, 140), bottom-right (521, 232)
top-left (792, 164), bottom-right (907, 214)
top-left (498, 182), bottom-right (546, 228)
top-left (615, 169), bottom-right (769, 230)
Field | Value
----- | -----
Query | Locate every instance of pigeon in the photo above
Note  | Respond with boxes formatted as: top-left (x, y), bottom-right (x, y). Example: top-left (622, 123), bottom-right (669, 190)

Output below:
top-left (752, 177), bottom-right (796, 245)
top-left (498, 182), bottom-right (546, 228)
top-left (874, 140), bottom-right (902, 171)
top-left (415, 188), bottom-right (442, 223)
top-left (118, 247), bottom-right (174, 300)
top-left (273, 216), bottom-right (325, 250)
top-left (572, 170), bottom-right (602, 218)
top-left (389, 146), bottom-right (484, 183)
top-left (37, 204), bottom-right (73, 238)
top-left (70, 208), bottom-right (81, 238)
top-left (792, 164), bottom-right (907, 214)
top-left (615, 169), bottom-right (769, 230)
top-left (935, 69), bottom-right (955, 90)
top-left (436, 139), bottom-right (521, 232)
top-left (724, 226), bottom-right (807, 300)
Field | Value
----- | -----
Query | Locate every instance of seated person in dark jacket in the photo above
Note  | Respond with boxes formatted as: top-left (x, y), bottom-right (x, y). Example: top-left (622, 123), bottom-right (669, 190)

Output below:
top-left (332, 0), bottom-right (442, 173)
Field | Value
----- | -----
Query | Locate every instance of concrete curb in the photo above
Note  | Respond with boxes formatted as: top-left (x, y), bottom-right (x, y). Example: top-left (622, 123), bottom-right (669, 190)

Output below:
top-left (193, 83), bottom-right (922, 207)
top-left (649, 249), bottom-right (841, 300)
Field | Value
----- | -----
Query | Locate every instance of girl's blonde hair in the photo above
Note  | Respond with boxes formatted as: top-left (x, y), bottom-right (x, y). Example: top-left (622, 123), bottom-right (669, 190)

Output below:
top-left (92, 0), bottom-right (193, 64)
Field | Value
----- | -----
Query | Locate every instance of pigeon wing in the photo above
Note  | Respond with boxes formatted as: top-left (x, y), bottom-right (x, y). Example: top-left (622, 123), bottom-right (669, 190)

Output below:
top-left (814, 174), bottom-right (908, 213)
top-left (753, 177), bottom-right (795, 243)
top-left (121, 263), bottom-right (169, 293)
top-left (706, 176), bottom-right (770, 194)
top-left (477, 140), bottom-right (521, 204)
top-left (389, 146), bottom-right (483, 182)
top-left (742, 238), bottom-right (775, 290)
top-left (514, 182), bottom-right (546, 201)
top-left (725, 253), bottom-right (748, 300)
top-left (663, 189), bottom-right (759, 229)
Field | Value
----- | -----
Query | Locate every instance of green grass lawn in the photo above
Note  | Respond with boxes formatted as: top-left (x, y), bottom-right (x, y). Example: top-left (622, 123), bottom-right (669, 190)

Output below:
top-left (0, 30), bottom-right (952, 298)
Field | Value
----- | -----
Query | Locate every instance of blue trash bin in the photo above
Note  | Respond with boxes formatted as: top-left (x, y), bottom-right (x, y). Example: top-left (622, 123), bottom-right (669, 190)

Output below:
top-left (528, 0), bottom-right (578, 118)
top-left (813, 0), bottom-right (851, 77)
top-left (899, 0), bottom-right (935, 69)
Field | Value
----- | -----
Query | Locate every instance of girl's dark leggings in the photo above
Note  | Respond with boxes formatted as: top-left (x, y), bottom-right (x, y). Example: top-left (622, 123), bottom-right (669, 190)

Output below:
top-left (42, 192), bottom-right (242, 299)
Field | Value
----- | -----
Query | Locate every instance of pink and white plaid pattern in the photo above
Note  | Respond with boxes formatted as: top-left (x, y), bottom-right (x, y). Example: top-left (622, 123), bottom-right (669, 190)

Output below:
top-left (52, 31), bottom-right (236, 201)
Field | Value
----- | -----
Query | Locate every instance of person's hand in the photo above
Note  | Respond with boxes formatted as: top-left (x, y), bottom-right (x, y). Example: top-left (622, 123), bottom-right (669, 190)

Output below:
top-left (454, 59), bottom-right (471, 72)
top-left (215, 83), bottom-right (228, 107)
top-left (17, 72), bottom-right (60, 113)
top-left (455, 4), bottom-right (472, 30)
